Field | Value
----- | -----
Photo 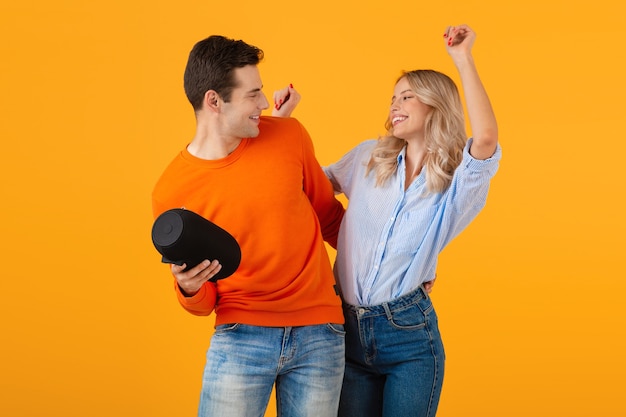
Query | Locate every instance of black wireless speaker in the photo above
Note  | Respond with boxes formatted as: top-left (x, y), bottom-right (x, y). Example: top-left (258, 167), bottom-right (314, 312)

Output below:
top-left (151, 208), bottom-right (241, 281)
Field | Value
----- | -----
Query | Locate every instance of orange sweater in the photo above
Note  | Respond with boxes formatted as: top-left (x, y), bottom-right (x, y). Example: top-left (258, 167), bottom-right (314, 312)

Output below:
top-left (152, 117), bottom-right (345, 327)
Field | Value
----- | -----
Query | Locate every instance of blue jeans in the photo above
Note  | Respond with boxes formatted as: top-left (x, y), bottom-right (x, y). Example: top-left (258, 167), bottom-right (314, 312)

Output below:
top-left (338, 286), bottom-right (445, 417)
top-left (198, 323), bottom-right (345, 417)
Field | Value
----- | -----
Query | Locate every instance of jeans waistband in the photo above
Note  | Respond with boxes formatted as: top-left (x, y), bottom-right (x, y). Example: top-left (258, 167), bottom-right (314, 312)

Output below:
top-left (343, 285), bottom-right (428, 318)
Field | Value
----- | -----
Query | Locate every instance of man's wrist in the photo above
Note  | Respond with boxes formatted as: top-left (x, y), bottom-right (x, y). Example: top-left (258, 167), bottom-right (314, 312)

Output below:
top-left (178, 284), bottom-right (199, 297)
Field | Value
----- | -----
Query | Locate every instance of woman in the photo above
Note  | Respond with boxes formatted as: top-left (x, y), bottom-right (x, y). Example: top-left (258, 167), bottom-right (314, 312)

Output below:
top-left (275, 24), bottom-right (501, 417)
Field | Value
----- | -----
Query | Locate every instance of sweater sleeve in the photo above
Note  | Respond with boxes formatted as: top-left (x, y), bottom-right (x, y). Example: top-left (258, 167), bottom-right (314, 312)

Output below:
top-left (296, 120), bottom-right (345, 249)
top-left (174, 280), bottom-right (218, 316)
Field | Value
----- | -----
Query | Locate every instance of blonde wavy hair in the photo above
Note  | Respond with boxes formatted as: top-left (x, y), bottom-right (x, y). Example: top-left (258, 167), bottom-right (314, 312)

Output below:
top-left (366, 70), bottom-right (467, 194)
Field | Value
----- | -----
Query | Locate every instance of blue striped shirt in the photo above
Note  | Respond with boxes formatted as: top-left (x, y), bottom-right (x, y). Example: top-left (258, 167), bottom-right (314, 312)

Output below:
top-left (324, 138), bottom-right (502, 306)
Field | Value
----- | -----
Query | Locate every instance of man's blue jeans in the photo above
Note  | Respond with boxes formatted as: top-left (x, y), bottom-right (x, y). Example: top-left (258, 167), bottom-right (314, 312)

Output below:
top-left (198, 323), bottom-right (345, 417)
top-left (338, 286), bottom-right (445, 417)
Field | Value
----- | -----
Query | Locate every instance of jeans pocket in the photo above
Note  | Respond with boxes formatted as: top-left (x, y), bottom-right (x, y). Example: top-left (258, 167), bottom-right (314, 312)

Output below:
top-left (214, 323), bottom-right (240, 333)
top-left (326, 323), bottom-right (346, 336)
top-left (388, 302), bottom-right (431, 330)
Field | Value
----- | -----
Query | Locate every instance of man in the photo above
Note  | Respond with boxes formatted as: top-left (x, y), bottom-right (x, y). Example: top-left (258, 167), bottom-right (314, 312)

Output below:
top-left (152, 35), bottom-right (345, 417)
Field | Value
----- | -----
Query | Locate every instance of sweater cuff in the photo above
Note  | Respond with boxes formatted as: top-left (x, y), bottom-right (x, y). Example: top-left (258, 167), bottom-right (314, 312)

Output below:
top-left (174, 280), bottom-right (217, 307)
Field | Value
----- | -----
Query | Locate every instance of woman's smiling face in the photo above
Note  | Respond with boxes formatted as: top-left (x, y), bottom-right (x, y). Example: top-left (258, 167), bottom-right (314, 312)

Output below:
top-left (389, 76), bottom-right (432, 141)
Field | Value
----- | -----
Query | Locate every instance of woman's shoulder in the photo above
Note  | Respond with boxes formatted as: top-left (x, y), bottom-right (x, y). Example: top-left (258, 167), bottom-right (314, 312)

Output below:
top-left (349, 138), bottom-right (378, 156)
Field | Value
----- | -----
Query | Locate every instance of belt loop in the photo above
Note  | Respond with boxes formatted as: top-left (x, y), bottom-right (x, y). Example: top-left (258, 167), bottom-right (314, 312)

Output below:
top-left (383, 302), bottom-right (393, 320)
top-left (417, 284), bottom-right (427, 300)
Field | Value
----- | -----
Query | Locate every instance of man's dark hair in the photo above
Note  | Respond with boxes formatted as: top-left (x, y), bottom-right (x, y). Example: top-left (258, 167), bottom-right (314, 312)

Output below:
top-left (183, 35), bottom-right (264, 111)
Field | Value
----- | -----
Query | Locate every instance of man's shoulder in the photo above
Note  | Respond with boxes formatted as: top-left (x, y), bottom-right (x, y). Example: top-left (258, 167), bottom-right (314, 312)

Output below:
top-left (256, 116), bottom-right (308, 147)
top-left (260, 115), bottom-right (303, 131)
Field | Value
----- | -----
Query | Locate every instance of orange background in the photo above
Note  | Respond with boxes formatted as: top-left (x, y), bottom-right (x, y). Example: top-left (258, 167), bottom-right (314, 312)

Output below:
top-left (1, 1), bottom-right (624, 416)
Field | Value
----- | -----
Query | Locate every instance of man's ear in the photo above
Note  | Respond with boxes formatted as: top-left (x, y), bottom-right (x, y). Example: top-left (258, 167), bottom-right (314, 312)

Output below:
top-left (204, 90), bottom-right (220, 112)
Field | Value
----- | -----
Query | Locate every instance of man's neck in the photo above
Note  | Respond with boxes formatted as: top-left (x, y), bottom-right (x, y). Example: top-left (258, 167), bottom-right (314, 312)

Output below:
top-left (187, 121), bottom-right (243, 160)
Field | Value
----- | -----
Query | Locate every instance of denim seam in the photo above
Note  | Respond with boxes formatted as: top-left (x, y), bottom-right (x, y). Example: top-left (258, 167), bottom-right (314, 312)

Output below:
top-left (424, 316), bottom-right (440, 417)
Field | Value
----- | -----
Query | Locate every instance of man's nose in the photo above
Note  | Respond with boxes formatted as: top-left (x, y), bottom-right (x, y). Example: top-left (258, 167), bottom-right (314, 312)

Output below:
top-left (259, 93), bottom-right (270, 110)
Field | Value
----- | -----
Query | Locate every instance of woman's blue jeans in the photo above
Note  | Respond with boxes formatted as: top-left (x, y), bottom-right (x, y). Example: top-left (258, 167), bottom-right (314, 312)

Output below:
top-left (198, 323), bottom-right (345, 417)
top-left (338, 286), bottom-right (445, 417)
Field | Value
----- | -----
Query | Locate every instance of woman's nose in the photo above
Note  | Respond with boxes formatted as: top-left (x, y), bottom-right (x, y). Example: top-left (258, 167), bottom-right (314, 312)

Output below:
top-left (390, 97), bottom-right (400, 111)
